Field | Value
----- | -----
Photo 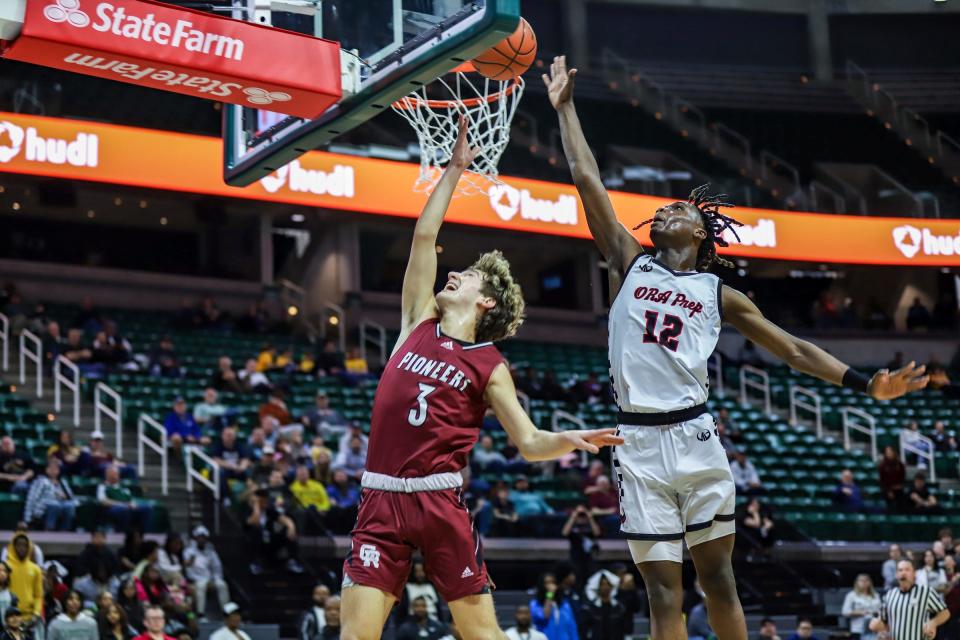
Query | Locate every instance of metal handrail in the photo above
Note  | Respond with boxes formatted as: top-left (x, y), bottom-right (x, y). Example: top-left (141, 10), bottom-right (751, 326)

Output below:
top-left (359, 320), bottom-right (387, 367)
top-left (516, 390), bottom-right (531, 414)
top-left (708, 352), bottom-right (725, 397)
top-left (95, 383), bottom-right (123, 453)
top-left (54, 355), bottom-right (80, 427)
top-left (900, 430), bottom-right (937, 483)
top-left (900, 108), bottom-right (932, 151)
top-left (713, 123), bottom-right (753, 174)
top-left (809, 180), bottom-right (846, 214)
top-left (844, 60), bottom-right (872, 107)
top-left (19, 330), bottom-right (42, 397)
top-left (739, 365), bottom-right (771, 415)
top-left (137, 414), bottom-right (168, 496)
top-left (759, 150), bottom-right (802, 197)
top-left (936, 130), bottom-right (960, 159)
top-left (841, 406), bottom-right (877, 461)
top-left (185, 445), bottom-right (221, 533)
top-left (0, 313), bottom-right (8, 371)
top-left (551, 410), bottom-right (589, 466)
top-left (789, 386), bottom-right (822, 439)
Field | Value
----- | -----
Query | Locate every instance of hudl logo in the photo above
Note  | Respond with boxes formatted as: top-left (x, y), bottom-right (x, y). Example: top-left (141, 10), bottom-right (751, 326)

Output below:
top-left (893, 224), bottom-right (960, 258)
top-left (892, 225), bottom-right (922, 259)
top-left (487, 184), bottom-right (577, 226)
top-left (259, 161), bottom-right (355, 197)
top-left (45, 0), bottom-right (90, 27)
top-left (0, 121), bottom-right (98, 167)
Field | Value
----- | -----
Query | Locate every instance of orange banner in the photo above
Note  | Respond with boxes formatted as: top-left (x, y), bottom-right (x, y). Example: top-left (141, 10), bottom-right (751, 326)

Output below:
top-left (0, 111), bottom-right (958, 266)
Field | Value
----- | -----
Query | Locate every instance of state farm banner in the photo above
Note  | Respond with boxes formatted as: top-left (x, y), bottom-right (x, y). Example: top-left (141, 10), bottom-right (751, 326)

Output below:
top-left (0, 111), bottom-right (958, 267)
top-left (1, 0), bottom-right (341, 118)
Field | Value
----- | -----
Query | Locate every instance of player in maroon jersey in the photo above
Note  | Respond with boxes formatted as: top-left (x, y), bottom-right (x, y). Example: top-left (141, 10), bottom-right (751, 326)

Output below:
top-left (340, 120), bottom-right (623, 640)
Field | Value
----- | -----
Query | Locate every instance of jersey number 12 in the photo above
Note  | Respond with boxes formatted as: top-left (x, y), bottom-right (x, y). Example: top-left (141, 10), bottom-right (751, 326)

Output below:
top-left (642, 310), bottom-right (684, 352)
top-left (408, 383), bottom-right (437, 427)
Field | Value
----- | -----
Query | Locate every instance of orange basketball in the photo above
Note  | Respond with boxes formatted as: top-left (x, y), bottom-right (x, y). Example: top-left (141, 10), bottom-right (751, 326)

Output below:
top-left (471, 17), bottom-right (537, 81)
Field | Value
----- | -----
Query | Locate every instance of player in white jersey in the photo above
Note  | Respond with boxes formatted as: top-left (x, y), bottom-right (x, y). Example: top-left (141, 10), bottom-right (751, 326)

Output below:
top-left (545, 56), bottom-right (930, 640)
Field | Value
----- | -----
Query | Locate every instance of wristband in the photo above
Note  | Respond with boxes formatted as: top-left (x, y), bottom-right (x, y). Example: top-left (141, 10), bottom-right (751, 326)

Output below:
top-left (842, 368), bottom-right (871, 394)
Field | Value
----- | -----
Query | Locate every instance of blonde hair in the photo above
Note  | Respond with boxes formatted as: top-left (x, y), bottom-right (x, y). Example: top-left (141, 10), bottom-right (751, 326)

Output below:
top-left (470, 250), bottom-right (525, 343)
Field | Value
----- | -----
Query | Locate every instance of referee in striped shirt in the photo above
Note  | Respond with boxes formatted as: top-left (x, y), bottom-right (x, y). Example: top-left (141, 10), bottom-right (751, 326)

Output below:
top-left (870, 559), bottom-right (950, 640)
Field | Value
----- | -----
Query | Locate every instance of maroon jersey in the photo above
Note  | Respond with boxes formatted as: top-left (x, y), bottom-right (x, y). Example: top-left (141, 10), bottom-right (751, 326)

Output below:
top-left (365, 318), bottom-right (504, 477)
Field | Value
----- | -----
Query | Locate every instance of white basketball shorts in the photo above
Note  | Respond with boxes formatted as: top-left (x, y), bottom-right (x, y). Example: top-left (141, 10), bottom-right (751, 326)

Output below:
top-left (612, 412), bottom-right (736, 564)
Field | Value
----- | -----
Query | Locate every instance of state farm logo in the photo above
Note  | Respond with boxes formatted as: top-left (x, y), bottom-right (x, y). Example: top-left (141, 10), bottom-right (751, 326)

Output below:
top-left (0, 122), bottom-right (25, 163)
top-left (486, 184), bottom-right (577, 226)
top-left (45, 1), bottom-right (246, 61)
top-left (243, 88), bottom-right (291, 107)
top-left (44, 0), bottom-right (90, 27)
top-left (258, 161), bottom-right (355, 197)
top-left (892, 224), bottom-right (960, 258)
top-left (892, 225), bottom-right (922, 258)
top-left (0, 121), bottom-right (98, 167)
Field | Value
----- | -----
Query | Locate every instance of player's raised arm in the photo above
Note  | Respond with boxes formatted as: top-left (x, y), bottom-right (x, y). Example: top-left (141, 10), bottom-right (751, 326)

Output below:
top-left (545, 55), bottom-right (641, 276)
top-left (722, 285), bottom-right (929, 400)
top-left (484, 364), bottom-right (623, 461)
top-left (397, 119), bottom-right (480, 346)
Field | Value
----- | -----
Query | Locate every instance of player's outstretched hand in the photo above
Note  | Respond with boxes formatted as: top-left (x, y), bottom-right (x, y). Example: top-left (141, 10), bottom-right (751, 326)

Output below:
top-left (542, 55), bottom-right (577, 110)
top-left (869, 361), bottom-right (929, 400)
top-left (562, 428), bottom-right (624, 454)
top-left (449, 117), bottom-right (480, 170)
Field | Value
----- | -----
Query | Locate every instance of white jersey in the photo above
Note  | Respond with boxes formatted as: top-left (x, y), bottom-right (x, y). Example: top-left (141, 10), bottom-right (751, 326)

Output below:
top-left (608, 254), bottom-right (722, 413)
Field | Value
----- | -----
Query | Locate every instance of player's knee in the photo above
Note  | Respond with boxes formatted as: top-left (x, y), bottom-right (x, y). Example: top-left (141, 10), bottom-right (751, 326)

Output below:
top-left (458, 628), bottom-right (502, 640)
top-left (698, 564), bottom-right (737, 602)
top-left (645, 580), bottom-right (683, 616)
top-left (339, 628), bottom-right (377, 640)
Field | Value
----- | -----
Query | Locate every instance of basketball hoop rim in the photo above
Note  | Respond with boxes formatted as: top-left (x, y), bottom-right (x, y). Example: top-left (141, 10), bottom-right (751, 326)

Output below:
top-left (391, 73), bottom-right (523, 110)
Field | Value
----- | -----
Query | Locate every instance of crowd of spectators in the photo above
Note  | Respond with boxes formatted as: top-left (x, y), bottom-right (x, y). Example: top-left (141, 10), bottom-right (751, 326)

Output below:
top-left (0, 525), bottom-right (237, 640)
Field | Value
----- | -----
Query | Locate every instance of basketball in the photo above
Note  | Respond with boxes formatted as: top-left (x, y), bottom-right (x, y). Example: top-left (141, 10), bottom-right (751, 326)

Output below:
top-left (471, 17), bottom-right (537, 81)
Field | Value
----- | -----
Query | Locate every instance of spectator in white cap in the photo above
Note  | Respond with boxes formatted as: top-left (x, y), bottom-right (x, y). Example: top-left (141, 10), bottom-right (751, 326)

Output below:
top-left (86, 431), bottom-right (136, 480)
top-left (209, 603), bottom-right (250, 640)
top-left (184, 526), bottom-right (230, 621)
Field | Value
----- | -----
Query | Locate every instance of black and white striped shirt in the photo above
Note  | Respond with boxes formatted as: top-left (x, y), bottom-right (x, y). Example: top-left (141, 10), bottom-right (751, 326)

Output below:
top-left (880, 584), bottom-right (947, 640)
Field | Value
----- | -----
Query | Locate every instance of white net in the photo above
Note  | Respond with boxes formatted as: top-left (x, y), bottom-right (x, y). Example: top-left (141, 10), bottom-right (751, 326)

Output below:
top-left (392, 71), bottom-right (525, 194)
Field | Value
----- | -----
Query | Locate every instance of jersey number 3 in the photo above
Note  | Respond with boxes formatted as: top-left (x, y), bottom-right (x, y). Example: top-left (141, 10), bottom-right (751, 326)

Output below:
top-left (408, 383), bottom-right (437, 427)
top-left (642, 310), bottom-right (684, 352)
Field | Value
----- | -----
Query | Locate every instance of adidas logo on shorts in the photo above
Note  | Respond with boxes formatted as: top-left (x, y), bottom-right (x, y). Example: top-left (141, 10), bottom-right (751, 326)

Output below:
top-left (461, 566), bottom-right (474, 579)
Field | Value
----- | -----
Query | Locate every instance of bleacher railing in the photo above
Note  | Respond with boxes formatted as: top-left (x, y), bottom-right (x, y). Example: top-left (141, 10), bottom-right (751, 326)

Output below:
top-left (359, 320), bottom-right (387, 367)
top-left (517, 390), bottom-right (530, 414)
top-left (185, 445), bottom-right (221, 533)
top-left (739, 365), bottom-right (771, 415)
top-left (18, 329), bottom-right (42, 397)
top-left (54, 355), bottom-right (80, 427)
top-left (789, 386), bottom-right (823, 439)
top-left (900, 430), bottom-right (937, 483)
top-left (708, 353), bottom-right (724, 397)
top-left (0, 312), bottom-right (8, 372)
top-left (137, 414), bottom-right (168, 496)
top-left (95, 383), bottom-right (123, 452)
top-left (841, 406), bottom-right (877, 461)
top-left (551, 410), bottom-right (589, 467)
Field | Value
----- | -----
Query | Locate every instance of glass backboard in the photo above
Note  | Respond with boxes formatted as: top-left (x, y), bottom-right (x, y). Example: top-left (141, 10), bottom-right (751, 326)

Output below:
top-left (223, 0), bottom-right (520, 186)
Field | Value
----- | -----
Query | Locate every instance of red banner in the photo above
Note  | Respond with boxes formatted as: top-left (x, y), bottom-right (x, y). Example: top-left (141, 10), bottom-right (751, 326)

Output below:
top-left (1, 0), bottom-right (341, 119)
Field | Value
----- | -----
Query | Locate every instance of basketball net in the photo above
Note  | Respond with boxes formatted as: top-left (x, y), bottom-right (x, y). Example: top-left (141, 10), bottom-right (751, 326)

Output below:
top-left (392, 64), bottom-right (524, 195)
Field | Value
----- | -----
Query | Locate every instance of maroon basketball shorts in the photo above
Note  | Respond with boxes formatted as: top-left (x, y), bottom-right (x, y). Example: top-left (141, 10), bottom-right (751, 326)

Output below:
top-left (342, 484), bottom-right (489, 602)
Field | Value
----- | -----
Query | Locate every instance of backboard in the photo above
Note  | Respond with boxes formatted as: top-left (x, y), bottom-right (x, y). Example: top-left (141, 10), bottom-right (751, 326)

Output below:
top-left (223, 0), bottom-right (520, 187)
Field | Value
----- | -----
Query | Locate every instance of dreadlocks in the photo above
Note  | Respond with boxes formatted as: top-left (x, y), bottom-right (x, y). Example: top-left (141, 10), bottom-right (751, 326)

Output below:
top-left (633, 184), bottom-right (743, 272)
top-left (687, 184), bottom-right (742, 271)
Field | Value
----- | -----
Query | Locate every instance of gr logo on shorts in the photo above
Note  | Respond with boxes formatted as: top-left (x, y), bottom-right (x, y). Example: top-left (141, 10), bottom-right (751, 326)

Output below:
top-left (359, 544), bottom-right (381, 568)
